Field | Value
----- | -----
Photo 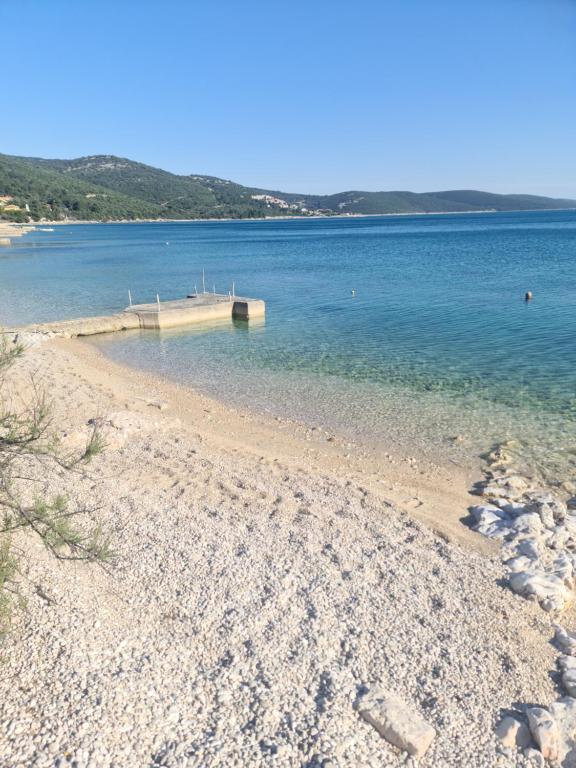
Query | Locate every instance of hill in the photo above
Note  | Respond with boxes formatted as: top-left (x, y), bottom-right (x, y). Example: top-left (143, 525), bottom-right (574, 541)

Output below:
top-left (1, 153), bottom-right (574, 222)
top-left (0, 155), bottom-right (165, 222)
top-left (18, 155), bottom-right (272, 219)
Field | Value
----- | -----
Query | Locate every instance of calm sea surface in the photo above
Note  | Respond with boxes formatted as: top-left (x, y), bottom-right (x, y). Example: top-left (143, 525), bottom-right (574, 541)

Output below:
top-left (1, 212), bottom-right (575, 479)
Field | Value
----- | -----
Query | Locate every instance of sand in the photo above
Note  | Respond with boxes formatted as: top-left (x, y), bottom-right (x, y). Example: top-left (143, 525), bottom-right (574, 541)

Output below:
top-left (0, 336), bottom-right (567, 767)
top-left (0, 222), bottom-right (36, 246)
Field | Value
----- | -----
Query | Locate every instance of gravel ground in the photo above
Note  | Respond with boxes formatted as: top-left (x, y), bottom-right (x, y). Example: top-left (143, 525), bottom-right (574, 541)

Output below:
top-left (0, 339), bottom-right (562, 767)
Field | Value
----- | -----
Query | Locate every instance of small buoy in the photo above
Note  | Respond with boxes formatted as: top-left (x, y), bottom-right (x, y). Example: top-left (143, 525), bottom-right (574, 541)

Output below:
top-left (525, 291), bottom-right (533, 302)
top-left (351, 289), bottom-right (356, 296)
top-left (165, 241), bottom-right (170, 245)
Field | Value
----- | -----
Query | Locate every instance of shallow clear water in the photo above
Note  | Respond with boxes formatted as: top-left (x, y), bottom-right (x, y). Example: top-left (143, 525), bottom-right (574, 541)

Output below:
top-left (1, 212), bottom-right (575, 478)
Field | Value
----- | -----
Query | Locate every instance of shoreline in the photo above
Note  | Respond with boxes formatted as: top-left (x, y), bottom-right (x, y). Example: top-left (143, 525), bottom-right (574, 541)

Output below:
top-left (69, 336), bottom-right (486, 553)
top-left (0, 331), bottom-right (565, 765)
top-left (4, 206), bottom-right (576, 228)
top-left (0, 221), bottom-right (36, 244)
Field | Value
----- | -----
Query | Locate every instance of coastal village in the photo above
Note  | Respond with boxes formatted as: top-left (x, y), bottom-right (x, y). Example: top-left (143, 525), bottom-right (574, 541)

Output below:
top-left (249, 193), bottom-right (307, 212)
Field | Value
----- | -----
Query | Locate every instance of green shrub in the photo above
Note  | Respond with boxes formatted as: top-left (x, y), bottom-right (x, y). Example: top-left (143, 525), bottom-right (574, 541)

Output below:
top-left (0, 336), bottom-right (113, 637)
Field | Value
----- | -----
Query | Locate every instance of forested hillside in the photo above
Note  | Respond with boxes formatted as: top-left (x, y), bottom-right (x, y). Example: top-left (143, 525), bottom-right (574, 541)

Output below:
top-left (1, 153), bottom-right (575, 222)
top-left (0, 155), bottom-right (163, 222)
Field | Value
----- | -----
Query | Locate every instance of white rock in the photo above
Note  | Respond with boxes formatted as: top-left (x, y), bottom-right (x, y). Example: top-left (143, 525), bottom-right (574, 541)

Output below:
top-left (355, 686), bottom-right (435, 758)
top-left (555, 625), bottom-right (576, 655)
top-left (496, 500), bottom-right (527, 517)
top-left (526, 707), bottom-right (560, 761)
top-left (511, 514), bottom-right (544, 536)
top-left (474, 509), bottom-right (509, 527)
top-left (494, 475), bottom-right (531, 496)
top-left (494, 716), bottom-right (532, 749)
top-left (526, 491), bottom-right (557, 505)
top-left (481, 484), bottom-right (511, 499)
top-left (505, 556), bottom-right (534, 573)
top-left (547, 527), bottom-right (572, 550)
top-left (475, 521), bottom-right (510, 540)
top-left (526, 495), bottom-right (568, 522)
top-left (513, 538), bottom-right (543, 560)
top-left (548, 697), bottom-right (576, 763)
top-left (558, 654), bottom-right (576, 672)
top-left (536, 505), bottom-right (555, 529)
top-left (559, 656), bottom-right (576, 697)
top-left (552, 553), bottom-right (574, 586)
top-left (469, 504), bottom-right (509, 523)
top-left (562, 516), bottom-right (576, 536)
top-left (509, 572), bottom-right (572, 612)
top-left (541, 596), bottom-right (569, 613)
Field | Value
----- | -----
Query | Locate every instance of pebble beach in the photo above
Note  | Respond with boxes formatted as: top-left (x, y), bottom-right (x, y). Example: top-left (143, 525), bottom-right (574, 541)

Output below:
top-left (3, 0), bottom-right (576, 763)
top-left (1, 335), bottom-right (574, 767)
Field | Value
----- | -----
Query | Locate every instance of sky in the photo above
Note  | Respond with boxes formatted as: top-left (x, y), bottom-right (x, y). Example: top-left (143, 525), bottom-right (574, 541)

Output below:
top-left (1, 0), bottom-right (575, 196)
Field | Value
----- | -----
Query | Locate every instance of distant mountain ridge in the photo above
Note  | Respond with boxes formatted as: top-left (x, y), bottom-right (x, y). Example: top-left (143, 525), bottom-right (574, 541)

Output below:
top-left (1, 152), bottom-right (575, 222)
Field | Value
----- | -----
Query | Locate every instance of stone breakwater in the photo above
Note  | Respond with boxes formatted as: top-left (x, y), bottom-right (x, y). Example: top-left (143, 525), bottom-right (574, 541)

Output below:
top-left (470, 443), bottom-right (576, 765)
top-left (8, 314), bottom-right (141, 338)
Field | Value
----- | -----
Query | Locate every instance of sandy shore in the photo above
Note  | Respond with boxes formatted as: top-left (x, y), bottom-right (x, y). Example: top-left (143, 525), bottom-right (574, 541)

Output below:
top-left (0, 222), bottom-right (35, 244)
top-left (8, 206), bottom-right (574, 229)
top-left (0, 336), bottom-right (565, 766)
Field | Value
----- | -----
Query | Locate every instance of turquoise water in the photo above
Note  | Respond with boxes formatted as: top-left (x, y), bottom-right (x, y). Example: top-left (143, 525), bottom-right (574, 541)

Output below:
top-left (1, 212), bottom-right (575, 477)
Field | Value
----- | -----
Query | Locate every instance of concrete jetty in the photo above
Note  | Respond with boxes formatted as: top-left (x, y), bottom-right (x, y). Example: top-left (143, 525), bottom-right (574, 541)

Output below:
top-left (9, 293), bottom-right (266, 338)
top-left (130, 294), bottom-right (265, 330)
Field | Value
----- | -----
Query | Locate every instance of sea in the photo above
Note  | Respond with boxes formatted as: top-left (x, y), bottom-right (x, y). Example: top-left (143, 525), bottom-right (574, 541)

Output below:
top-left (1, 211), bottom-right (575, 480)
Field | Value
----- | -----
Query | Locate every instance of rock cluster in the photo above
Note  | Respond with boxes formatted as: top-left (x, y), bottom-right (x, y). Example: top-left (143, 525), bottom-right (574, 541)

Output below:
top-left (470, 447), bottom-right (576, 765)
top-left (470, 466), bottom-right (576, 615)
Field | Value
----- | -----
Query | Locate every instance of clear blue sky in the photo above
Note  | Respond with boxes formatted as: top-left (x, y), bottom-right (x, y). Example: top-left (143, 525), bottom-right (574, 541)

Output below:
top-left (1, 0), bottom-right (575, 196)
